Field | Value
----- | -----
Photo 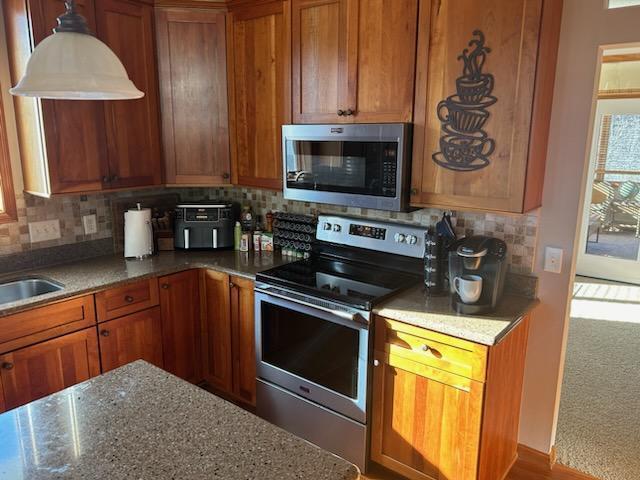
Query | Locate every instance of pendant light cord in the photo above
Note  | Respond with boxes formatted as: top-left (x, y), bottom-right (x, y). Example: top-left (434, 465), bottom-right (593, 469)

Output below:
top-left (53, 0), bottom-right (92, 35)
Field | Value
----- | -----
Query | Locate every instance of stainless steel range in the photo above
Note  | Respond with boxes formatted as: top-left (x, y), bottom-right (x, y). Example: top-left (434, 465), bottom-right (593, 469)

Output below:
top-left (254, 215), bottom-right (426, 471)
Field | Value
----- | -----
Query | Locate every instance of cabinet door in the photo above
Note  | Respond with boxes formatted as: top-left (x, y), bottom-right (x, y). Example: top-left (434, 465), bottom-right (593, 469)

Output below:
top-left (96, 0), bottom-right (162, 189)
top-left (291, 0), bottom-right (357, 123)
top-left (230, 276), bottom-right (256, 406)
top-left (28, 0), bottom-right (110, 193)
top-left (200, 270), bottom-right (233, 393)
top-left (156, 8), bottom-right (231, 185)
top-left (98, 307), bottom-right (164, 373)
top-left (0, 328), bottom-right (100, 411)
top-left (159, 270), bottom-right (202, 384)
top-left (353, 0), bottom-right (419, 123)
top-left (371, 352), bottom-right (484, 480)
top-left (227, 1), bottom-right (287, 190)
top-left (411, 0), bottom-right (545, 213)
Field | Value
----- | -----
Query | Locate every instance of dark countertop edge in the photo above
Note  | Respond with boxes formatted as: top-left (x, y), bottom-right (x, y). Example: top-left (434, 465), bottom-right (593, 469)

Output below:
top-left (0, 256), bottom-right (263, 318)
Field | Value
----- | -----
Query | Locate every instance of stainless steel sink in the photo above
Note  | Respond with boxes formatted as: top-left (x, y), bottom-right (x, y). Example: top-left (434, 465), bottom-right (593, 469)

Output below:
top-left (0, 277), bottom-right (64, 305)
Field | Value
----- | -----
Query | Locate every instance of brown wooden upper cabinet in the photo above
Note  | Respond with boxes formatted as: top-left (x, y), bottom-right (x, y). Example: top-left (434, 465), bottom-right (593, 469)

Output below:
top-left (155, 6), bottom-right (231, 185)
top-left (96, 0), bottom-right (163, 189)
top-left (410, 0), bottom-right (562, 213)
top-left (4, 0), bottom-right (163, 196)
top-left (227, 0), bottom-right (288, 190)
top-left (291, 0), bottom-right (420, 124)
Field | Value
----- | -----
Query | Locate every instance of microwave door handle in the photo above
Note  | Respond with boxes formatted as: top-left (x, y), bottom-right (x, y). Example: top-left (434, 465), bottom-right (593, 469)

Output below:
top-left (212, 228), bottom-right (218, 249)
top-left (184, 228), bottom-right (190, 249)
top-left (256, 287), bottom-right (366, 325)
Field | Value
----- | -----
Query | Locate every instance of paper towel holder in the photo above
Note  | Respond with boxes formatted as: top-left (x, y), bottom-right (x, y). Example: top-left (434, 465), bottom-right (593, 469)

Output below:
top-left (124, 202), bottom-right (154, 260)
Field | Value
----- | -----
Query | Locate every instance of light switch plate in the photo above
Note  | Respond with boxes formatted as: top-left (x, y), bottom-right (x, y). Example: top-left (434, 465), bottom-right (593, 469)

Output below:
top-left (28, 219), bottom-right (61, 243)
top-left (544, 246), bottom-right (563, 274)
top-left (82, 214), bottom-right (98, 235)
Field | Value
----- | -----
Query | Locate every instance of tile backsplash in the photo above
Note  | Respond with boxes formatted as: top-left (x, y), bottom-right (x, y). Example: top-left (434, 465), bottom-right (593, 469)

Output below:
top-left (0, 186), bottom-right (539, 275)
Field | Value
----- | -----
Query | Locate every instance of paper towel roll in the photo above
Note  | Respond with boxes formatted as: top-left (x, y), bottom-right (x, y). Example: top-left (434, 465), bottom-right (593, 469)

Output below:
top-left (124, 206), bottom-right (154, 259)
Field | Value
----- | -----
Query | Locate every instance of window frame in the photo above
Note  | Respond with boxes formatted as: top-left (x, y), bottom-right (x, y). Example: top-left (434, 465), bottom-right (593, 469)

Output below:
top-left (0, 88), bottom-right (17, 224)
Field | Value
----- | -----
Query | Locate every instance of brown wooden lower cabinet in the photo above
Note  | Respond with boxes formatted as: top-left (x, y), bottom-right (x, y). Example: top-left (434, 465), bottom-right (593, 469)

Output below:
top-left (98, 307), bottom-right (164, 373)
top-left (371, 316), bottom-right (531, 480)
top-left (201, 270), bottom-right (256, 406)
top-left (159, 270), bottom-right (202, 384)
top-left (0, 327), bottom-right (101, 411)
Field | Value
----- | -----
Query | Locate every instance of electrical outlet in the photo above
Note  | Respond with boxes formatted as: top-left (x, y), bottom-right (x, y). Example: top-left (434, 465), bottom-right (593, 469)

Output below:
top-left (28, 219), bottom-right (61, 243)
top-left (544, 246), bottom-right (563, 274)
top-left (82, 214), bottom-right (98, 235)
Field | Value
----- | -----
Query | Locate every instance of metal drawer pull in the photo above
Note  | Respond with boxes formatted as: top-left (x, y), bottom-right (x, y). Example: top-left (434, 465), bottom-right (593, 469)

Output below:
top-left (100, 330), bottom-right (110, 337)
top-left (373, 359), bottom-right (380, 367)
top-left (2, 362), bottom-right (14, 370)
top-left (161, 284), bottom-right (170, 290)
top-left (124, 295), bottom-right (134, 303)
top-left (421, 344), bottom-right (430, 352)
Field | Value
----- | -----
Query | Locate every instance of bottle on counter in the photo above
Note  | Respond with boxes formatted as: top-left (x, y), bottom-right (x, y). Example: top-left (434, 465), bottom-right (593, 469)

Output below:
top-left (234, 221), bottom-right (242, 250)
top-left (240, 205), bottom-right (255, 232)
top-left (265, 211), bottom-right (274, 233)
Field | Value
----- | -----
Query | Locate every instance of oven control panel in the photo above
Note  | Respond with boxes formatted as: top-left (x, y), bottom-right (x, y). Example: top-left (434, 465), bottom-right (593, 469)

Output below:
top-left (317, 215), bottom-right (427, 258)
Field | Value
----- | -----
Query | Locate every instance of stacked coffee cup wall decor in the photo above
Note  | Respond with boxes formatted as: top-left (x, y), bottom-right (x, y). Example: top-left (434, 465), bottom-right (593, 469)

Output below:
top-left (433, 30), bottom-right (497, 172)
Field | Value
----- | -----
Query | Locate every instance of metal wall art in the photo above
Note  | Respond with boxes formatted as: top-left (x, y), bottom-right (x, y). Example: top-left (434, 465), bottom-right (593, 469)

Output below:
top-left (433, 30), bottom-right (497, 172)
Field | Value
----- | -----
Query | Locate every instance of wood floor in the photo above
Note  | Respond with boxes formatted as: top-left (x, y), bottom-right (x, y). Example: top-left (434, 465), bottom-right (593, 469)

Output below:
top-left (361, 445), bottom-right (599, 480)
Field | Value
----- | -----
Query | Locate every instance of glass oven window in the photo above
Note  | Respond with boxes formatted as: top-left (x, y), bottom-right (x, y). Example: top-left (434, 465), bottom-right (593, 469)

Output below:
top-left (285, 140), bottom-right (398, 197)
top-left (261, 302), bottom-right (359, 399)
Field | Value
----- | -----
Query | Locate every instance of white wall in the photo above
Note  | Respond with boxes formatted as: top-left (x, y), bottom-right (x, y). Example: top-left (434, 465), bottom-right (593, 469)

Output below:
top-left (520, 0), bottom-right (640, 453)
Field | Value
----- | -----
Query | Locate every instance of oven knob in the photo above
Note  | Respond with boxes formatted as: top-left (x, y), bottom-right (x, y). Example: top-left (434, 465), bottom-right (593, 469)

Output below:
top-left (394, 233), bottom-right (405, 243)
top-left (323, 222), bottom-right (332, 231)
top-left (332, 224), bottom-right (342, 232)
top-left (406, 235), bottom-right (417, 245)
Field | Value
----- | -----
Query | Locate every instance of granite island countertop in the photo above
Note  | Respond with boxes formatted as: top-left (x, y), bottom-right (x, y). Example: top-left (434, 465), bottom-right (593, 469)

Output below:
top-left (374, 284), bottom-right (539, 346)
top-left (0, 250), bottom-right (294, 317)
top-left (0, 360), bottom-right (359, 480)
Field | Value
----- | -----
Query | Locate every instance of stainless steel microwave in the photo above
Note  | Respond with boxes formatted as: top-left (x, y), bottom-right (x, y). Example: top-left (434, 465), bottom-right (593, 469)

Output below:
top-left (282, 123), bottom-right (412, 212)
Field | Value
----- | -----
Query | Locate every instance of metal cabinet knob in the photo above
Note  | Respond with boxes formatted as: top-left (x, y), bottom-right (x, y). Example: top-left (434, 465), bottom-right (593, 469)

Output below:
top-left (102, 176), bottom-right (110, 183)
top-left (100, 330), bottom-right (110, 337)
top-left (222, 172), bottom-right (230, 180)
top-left (111, 175), bottom-right (119, 182)
top-left (124, 295), bottom-right (134, 303)
top-left (421, 344), bottom-right (430, 352)
top-left (161, 283), bottom-right (170, 290)
top-left (410, 188), bottom-right (419, 195)
top-left (337, 109), bottom-right (345, 116)
top-left (2, 362), bottom-right (14, 370)
top-left (229, 282), bottom-right (235, 289)
top-left (373, 359), bottom-right (380, 367)
top-left (345, 109), bottom-right (354, 116)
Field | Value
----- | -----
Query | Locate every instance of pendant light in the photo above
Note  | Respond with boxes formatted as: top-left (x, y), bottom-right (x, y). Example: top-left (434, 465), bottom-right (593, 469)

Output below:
top-left (10, 0), bottom-right (144, 100)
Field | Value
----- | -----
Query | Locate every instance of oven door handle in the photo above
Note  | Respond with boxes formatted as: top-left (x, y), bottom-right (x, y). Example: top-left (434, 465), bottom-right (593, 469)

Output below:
top-left (255, 287), bottom-right (368, 325)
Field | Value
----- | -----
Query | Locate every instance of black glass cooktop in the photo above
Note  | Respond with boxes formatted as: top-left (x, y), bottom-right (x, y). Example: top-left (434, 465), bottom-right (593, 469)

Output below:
top-left (256, 256), bottom-right (421, 311)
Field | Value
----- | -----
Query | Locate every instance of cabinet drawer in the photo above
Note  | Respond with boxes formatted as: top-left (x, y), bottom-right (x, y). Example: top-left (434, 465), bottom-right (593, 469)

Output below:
top-left (375, 317), bottom-right (488, 382)
top-left (0, 296), bottom-right (96, 354)
top-left (95, 279), bottom-right (159, 322)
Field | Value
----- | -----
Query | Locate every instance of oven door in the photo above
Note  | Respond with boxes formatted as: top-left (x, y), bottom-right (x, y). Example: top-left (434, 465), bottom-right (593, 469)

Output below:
top-left (255, 287), bottom-right (369, 423)
top-left (282, 123), bottom-right (411, 211)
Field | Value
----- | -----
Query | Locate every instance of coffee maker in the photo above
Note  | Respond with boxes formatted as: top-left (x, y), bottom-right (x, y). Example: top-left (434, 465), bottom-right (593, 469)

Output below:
top-left (448, 236), bottom-right (508, 314)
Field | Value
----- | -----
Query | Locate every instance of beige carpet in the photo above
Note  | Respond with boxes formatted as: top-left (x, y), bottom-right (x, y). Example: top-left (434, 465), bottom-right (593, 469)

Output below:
top-left (555, 278), bottom-right (640, 480)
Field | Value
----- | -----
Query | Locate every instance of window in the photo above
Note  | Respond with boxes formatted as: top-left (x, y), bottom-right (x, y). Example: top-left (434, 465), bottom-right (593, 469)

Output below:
top-left (608, 0), bottom-right (640, 9)
top-left (0, 86), bottom-right (17, 224)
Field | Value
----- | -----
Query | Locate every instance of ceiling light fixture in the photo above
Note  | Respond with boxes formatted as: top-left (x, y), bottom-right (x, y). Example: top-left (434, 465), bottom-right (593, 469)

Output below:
top-left (10, 0), bottom-right (144, 100)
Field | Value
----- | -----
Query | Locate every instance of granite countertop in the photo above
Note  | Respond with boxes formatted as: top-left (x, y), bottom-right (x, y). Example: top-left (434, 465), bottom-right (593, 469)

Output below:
top-left (374, 284), bottom-right (539, 346)
top-left (0, 360), bottom-right (359, 480)
top-left (0, 250), bottom-right (293, 317)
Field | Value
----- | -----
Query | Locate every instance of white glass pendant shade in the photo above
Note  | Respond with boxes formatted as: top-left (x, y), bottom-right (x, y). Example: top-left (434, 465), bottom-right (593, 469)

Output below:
top-left (10, 32), bottom-right (144, 100)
